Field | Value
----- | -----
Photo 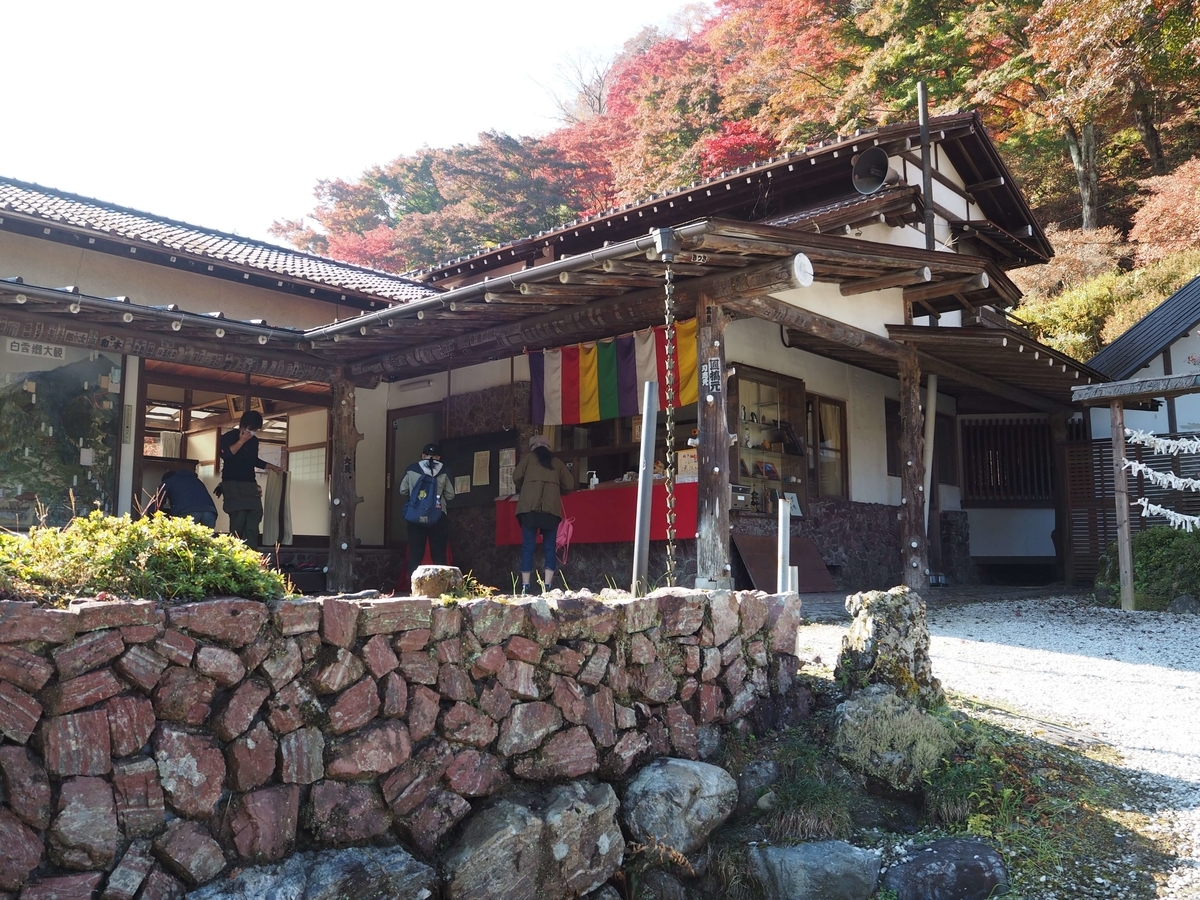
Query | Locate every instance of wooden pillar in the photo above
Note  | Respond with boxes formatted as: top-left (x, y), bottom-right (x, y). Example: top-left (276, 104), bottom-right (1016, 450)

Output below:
top-left (1050, 413), bottom-right (1070, 583)
top-left (1111, 400), bottom-right (1135, 610)
top-left (696, 298), bottom-right (733, 588)
top-left (328, 376), bottom-right (364, 593)
top-left (898, 353), bottom-right (929, 590)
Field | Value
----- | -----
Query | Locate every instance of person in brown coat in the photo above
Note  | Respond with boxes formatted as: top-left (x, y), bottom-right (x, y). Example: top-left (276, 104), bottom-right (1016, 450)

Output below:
top-left (512, 433), bottom-right (574, 594)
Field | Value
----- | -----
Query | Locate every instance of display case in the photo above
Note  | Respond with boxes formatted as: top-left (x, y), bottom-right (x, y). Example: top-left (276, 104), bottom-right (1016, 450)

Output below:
top-left (733, 369), bottom-right (807, 515)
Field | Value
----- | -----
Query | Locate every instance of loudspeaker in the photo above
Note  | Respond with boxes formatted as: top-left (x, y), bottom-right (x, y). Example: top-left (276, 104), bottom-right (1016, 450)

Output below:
top-left (851, 146), bottom-right (900, 195)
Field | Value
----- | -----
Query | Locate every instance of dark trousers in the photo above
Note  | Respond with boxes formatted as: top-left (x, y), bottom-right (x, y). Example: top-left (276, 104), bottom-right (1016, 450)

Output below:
top-left (407, 517), bottom-right (449, 574)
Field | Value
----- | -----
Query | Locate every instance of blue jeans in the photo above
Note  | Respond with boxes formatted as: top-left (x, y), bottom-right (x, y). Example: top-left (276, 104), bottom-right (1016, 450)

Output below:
top-left (520, 520), bottom-right (560, 573)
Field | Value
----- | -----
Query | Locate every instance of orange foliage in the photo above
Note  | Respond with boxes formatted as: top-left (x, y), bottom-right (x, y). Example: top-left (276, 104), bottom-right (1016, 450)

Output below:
top-left (1129, 158), bottom-right (1200, 265)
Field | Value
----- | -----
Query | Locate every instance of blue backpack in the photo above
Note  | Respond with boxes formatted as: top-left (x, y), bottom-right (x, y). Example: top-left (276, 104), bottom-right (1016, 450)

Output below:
top-left (404, 470), bottom-right (444, 525)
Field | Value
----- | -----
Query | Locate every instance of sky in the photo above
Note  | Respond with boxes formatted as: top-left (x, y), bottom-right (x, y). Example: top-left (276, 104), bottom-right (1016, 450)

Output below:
top-left (4, 0), bottom-right (691, 244)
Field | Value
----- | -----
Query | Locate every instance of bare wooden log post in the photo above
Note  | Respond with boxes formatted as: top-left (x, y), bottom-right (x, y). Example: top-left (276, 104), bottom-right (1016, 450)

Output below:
top-left (328, 376), bottom-right (364, 593)
top-left (1111, 400), bottom-right (1135, 611)
top-left (696, 298), bottom-right (733, 589)
top-left (898, 353), bottom-right (929, 591)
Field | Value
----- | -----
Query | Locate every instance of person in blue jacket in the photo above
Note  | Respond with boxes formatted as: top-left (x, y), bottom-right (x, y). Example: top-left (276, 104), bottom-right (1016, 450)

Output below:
top-left (147, 466), bottom-right (218, 528)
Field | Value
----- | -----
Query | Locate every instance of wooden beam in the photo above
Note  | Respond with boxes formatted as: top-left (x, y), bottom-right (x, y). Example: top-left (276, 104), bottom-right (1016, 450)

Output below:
top-left (903, 273), bottom-right (989, 304)
top-left (602, 259), bottom-right (714, 277)
top-left (966, 176), bottom-right (1005, 192)
top-left (1073, 373), bottom-right (1200, 405)
top-left (559, 271), bottom-right (662, 288)
top-left (724, 292), bottom-right (1072, 414)
top-left (695, 297), bottom-right (733, 588)
top-left (898, 353), bottom-right (929, 590)
top-left (1111, 400), bottom-right (1135, 611)
top-left (0, 307), bottom-right (334, 381)
top-left (327, 376), bottom-right (362, 593)
top-left (840, 267), bottom-right (931, 297)
top-left (517, 283), bottom-right (625, 298)
top-left (141, 370), bottom-right (333, 407)
top-left (352, 255), bottom-right (811, 378)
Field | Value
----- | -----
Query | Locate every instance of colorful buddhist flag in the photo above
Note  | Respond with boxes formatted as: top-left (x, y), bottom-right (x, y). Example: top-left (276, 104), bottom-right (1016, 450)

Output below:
top-left (529, 319), bottom-right (698, 425)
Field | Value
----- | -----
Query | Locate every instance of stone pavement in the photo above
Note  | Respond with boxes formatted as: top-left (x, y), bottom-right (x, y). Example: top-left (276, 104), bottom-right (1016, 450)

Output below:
top-left (797, 583), bottom-right (1089, 622)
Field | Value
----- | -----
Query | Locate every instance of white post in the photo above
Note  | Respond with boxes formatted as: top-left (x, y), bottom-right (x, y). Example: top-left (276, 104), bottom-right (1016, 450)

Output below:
top-left (777, 494), bottom-right (791, 593)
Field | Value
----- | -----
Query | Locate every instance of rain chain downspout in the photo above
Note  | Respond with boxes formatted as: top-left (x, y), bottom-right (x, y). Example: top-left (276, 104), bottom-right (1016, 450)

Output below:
top-left (652, 228), bottom-right (683, 586)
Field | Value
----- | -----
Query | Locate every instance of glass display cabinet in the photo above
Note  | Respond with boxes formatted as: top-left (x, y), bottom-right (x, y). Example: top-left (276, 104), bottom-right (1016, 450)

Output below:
top-left (732, 368), bottom-right (807, 515)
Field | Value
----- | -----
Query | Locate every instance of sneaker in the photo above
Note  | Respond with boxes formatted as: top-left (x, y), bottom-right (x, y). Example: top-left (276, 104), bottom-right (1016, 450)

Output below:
top-left (519, 583), bottom-right (534, 596)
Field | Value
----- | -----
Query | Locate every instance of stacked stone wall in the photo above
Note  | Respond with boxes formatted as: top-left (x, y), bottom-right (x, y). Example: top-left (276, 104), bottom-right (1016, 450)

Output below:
top-left (0, 588), bottom-right (803, 897)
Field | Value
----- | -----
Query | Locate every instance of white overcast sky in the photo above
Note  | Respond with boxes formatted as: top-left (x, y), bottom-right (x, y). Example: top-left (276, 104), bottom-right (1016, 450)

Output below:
top-left (3, 0), bottom-right (690, 243)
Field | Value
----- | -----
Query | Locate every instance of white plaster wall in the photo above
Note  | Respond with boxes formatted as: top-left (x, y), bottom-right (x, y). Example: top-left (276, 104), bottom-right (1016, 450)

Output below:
top-left (386, 357), bottom-right (529, 410)
top-left (289, 409), bottom-right (329, 446)
top-left (770, 281), bottom-right (906, 338)
top-left (0, 230), bottom-right (349, 328)
top-left (967, 508), bottom-right (1056, 558)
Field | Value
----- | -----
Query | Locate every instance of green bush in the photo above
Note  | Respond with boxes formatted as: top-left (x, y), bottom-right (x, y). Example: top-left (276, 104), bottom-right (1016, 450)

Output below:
top-left (0, 510), bottom-right (288, 606)
top-left (1097, 525), bottom-right (1200, 610)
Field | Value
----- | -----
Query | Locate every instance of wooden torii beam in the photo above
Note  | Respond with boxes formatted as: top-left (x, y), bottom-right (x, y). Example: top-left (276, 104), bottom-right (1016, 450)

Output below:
top-left (1073, 374), bottom-right (1197, 612)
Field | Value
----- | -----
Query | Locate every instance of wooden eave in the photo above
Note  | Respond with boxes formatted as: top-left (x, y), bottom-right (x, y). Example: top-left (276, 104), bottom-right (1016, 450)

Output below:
top-left (0, 280), bottom-right (337, 389)
top-left (302, 219), bottom-right (1033, 389)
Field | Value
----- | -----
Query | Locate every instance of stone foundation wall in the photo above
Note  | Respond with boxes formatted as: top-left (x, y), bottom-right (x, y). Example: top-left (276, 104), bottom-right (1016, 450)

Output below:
top-left (0, 588), bottom-right (803, 897)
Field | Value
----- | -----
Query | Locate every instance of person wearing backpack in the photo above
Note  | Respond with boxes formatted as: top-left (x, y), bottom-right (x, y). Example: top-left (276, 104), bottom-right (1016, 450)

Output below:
top-left (398, 442), bottom-right (455, 581)
top-left (512, 433), bottom-right (574, 594)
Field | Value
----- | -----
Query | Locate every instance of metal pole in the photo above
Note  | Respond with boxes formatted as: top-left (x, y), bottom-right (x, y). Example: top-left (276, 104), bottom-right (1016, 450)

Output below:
top-left (631, 382), bottom-right (659, 595)
top-left (1111, 400), bottom-right (1135, 611)
top-left (918, 81), bottom-right (936, 252)
top-left (777, 494), bottom-right (791, 593)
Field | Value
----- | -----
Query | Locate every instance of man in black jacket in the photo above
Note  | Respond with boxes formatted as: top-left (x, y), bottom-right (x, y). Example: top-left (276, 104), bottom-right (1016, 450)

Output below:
top-left (218, 410), bottom-right (281, 545)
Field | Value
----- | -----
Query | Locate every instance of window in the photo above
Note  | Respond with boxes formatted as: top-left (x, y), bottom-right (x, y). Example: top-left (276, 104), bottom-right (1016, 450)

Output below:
top-left (807, 395), bottom-right (847, 498)
top-left (959, 415), bottom-right (1053, 506)
top-left (288, 447), bottom-right (327, 483)
top-left (733, 369), bottom-right (807, 511)
top-left (885, 401), bottom-right (958, 485)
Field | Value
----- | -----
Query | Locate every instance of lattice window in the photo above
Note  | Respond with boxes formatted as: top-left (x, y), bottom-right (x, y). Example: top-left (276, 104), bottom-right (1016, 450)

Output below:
top-left (288, 447), bottom-right (326, 483)
top-left (960, 415), bottom-right (1053, 506)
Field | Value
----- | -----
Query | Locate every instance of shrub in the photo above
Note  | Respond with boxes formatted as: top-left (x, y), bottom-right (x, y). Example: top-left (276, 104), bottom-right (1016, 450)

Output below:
top-left (1098, 525), bottom-right (1200, 611)
top-left (0, 511), bottom-right (288, 606)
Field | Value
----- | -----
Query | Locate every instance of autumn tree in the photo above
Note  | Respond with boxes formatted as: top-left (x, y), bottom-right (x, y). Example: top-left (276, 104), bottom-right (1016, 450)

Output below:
top-left (1129, 158), bottom-right (1200, 264)
top-left (271, 132), bottom-right (592, 272)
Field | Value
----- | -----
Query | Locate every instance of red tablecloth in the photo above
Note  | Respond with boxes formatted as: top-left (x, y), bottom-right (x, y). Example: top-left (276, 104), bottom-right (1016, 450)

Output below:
top-left (495, 481), bottom-right (698, 545)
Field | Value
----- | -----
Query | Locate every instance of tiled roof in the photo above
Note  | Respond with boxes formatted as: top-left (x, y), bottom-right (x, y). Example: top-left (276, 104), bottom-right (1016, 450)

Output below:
top-left (0, 177), bottom-right (437, 304)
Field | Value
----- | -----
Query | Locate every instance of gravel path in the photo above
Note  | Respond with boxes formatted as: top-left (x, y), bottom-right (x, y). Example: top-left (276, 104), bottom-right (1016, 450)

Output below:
top-left (796, 596), bottom-right (1200, 898)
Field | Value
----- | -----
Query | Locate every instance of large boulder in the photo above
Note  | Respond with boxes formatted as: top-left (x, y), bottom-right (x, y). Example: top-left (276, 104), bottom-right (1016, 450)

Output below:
top-left (443, 782), bottom-right (623, 899)
top-left (835, 586), bottom-right (944, 708)
top-left (880, 838), bottom-right (1010, 899)
top-left (411, 566), bottom-right (464, 599)
top-left (831, 684), bottom-right (957, 792)
top-left (1168, 594), bottom-right (1200, 614)
top-left (748, 841), bottom-right (881, 900)
top-left (185, 845), bottom-right (437, 900)
top-left (621, 758), bottom-right (738, 855)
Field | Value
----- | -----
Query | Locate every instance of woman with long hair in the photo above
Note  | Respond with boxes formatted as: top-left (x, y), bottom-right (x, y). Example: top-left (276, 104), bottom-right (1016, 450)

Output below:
top-left (511, 433), bottom-right (574, 594)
